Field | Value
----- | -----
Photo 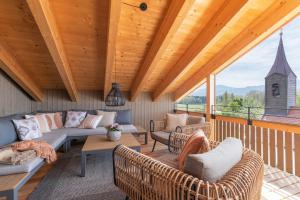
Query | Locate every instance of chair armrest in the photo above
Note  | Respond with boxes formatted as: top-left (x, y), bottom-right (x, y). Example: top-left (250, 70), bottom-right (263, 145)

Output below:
top-left (150, 120), bottom-right (165, 132)
top-left (168, 132), bottom-right (190, 153)
top-left (176, 122), bottom-right (211, 137)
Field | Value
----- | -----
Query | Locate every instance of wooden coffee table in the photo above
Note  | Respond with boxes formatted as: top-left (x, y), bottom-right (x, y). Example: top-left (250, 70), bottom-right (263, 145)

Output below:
top-left (81, 133), bottom-right (140, 177)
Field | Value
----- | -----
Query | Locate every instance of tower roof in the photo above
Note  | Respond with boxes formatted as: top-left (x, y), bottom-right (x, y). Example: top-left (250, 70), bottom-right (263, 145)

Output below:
top-left (266, 32), bottom-right (296, 78)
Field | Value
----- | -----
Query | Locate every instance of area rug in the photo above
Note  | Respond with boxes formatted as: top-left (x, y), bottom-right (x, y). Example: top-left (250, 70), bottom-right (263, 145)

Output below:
top-left (28, 145), bottom-right (126, 200)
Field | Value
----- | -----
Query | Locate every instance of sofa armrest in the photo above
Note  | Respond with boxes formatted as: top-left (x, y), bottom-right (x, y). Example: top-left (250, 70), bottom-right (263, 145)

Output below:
top-left (150, 120), bottom-right (165, 132)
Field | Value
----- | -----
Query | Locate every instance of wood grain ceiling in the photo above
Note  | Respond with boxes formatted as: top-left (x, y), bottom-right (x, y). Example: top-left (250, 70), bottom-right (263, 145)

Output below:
top-left (0, 0), bottom-right (299, 102)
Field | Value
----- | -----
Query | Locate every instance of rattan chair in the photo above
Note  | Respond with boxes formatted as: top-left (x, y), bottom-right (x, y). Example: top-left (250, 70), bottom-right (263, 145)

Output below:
top-left (113, 133), bottom-right (264, 200)
top-left (150, 116), bottom-right (209, 152)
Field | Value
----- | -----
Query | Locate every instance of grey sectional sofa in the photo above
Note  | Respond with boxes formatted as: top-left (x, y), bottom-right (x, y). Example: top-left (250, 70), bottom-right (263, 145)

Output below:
top-left (0, 109), bottom-right (137, 176)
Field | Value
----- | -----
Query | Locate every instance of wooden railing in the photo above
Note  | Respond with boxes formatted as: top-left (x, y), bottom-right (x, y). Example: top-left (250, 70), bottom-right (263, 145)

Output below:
top-left (212, 115), bottom-right (300, 176)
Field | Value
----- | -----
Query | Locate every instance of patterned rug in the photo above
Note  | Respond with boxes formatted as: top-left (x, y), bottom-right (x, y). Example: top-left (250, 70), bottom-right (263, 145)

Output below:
top-left (28, 145), bottom-right (126, 200)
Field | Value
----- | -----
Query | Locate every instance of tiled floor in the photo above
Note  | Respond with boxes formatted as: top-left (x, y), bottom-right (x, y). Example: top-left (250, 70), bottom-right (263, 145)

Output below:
top-left (263, 166), bottom-right (300, 200)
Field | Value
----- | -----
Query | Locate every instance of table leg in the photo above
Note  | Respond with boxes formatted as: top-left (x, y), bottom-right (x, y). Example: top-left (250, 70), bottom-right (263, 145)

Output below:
top-left (81, 152), bottom-right (86, 177)
top-left (5, 189), bottom-right (17, 200)
top-left (145, 132), bottom-right (148, 144)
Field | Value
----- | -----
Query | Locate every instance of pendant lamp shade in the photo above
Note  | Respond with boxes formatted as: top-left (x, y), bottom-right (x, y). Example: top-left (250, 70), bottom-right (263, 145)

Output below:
top-left (105, 83), bottom-right (126, 106)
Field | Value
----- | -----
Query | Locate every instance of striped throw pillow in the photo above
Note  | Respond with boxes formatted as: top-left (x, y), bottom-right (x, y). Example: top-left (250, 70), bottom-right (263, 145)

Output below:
top-left (79, 114), bottom-right (103, 129)
top-left (25, 114), bottom-right (51, 133)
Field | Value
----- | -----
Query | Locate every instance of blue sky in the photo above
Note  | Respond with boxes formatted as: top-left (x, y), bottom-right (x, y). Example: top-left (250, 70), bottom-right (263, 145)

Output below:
top-left (216, 16), bottom-right (300, 88)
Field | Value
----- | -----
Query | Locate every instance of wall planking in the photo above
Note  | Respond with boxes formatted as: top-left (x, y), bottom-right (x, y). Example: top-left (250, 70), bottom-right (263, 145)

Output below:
top-left (0, 70), bottom-right (32, 116)
top-left (31, 90), bottom-right (175, 130)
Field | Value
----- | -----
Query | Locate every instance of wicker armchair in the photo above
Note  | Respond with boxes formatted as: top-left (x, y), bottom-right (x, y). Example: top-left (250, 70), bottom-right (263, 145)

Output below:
top-left (150, 116), bottom-right (209, 152)
top-left (113, 133), bottom-right (264, 200)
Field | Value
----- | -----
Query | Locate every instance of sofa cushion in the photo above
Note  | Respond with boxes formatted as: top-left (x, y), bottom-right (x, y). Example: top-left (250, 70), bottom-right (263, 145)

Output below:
top-left (0, 114), bottom-right (23, 147)
top-left (184, 137), bottom-right (243, 182)
top-left (79, 114), bottom-right (103, 129)
top-left (118, 124), bottom-right (137, 133)
top-left (96, 110), bottom-right (116, 127)
top-left (0, 157), bottom-right (43, 176)
top-left (64, 111), bottom-right (87, 128)
top-left (115, 110), bottom-right (132, 125)
top-left (25, 114), bottom-right (51, 133)
top-left (34, 132), bottom-right (67, 150)
top-left (166, 113), bottom-right (188, 132)
top-left (51, 127), bottom-right (108, 137)
top-left (12, 118), bottom-right (42, 141)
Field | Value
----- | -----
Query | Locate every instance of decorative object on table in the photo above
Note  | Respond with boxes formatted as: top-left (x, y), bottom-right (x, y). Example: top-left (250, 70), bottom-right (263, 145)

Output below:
top-left (107, 124), bottom-right (121, 141)
top-left (105, 49), bottom-right (126, 106)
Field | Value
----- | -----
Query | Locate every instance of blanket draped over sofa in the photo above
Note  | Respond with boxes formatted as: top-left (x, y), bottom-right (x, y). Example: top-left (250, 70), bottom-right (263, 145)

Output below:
top-left (11, 140), bottom-right (57, 163)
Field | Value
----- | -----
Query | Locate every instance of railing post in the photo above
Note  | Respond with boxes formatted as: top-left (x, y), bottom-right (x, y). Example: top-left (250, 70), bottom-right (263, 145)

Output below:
top-left (186, 104), bottom-right (189, 113)
top-left (247, 107), bottom-right (252, 125)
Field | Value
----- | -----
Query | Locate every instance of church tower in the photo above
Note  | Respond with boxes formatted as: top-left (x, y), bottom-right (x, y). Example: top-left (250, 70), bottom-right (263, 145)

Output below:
top-left (265, 32), bottom-right (297, 116)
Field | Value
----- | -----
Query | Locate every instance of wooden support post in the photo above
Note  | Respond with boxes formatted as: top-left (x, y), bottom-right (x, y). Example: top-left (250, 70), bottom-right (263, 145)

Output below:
top-left (206, 74), bottom-right (216, 140)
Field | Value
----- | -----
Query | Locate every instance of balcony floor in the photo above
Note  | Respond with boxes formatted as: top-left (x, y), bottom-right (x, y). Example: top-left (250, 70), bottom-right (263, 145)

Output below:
top-left (263, 166), bottom-right (300, 200)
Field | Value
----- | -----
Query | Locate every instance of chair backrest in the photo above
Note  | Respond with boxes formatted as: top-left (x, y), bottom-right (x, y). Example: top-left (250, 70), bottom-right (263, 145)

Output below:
top-left (187, 115), bottom-right (205, 125)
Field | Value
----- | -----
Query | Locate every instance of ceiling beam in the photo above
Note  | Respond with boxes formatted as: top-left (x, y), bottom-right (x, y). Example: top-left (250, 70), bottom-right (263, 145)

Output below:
top-left (152, 0), bottom-right (248, 101)
top-left (26, 0), bottom-right (78, 101)
top-left (174, 1), bottom-right (300, 101)
top-left (104, 0), bottom-right (121, 100)
top-left (0, 40), bottom-right (43, 101)
top-left (130, 0), bottom-right (195, 101)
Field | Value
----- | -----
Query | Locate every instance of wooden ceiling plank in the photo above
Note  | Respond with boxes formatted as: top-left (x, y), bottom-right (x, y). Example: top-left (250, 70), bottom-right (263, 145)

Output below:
top-left (130, 0), bottom-right (195, 101)
top-left (104, 0), bottom-right (121, 100)
top-left (26, 0), bottom-right (78, 101)
top-left (152, 0), bottom-right (248, 101)
top-left (0, 40), bottom-right (43, 101)
top-left (174, 1), bottom-right (300, 101)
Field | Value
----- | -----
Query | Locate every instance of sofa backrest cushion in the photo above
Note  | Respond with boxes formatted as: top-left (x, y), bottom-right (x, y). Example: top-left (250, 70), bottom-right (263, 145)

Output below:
top-left (0, 114), bottom-right (23, 147)
top-left (115, 109), bottom-right (132, 125)
top-left (184, 137), bottom-right (243, 182)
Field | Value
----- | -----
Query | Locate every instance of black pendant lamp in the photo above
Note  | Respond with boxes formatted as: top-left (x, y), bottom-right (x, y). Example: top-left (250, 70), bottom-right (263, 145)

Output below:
top-left (105, 51), bottom-right (126, 106)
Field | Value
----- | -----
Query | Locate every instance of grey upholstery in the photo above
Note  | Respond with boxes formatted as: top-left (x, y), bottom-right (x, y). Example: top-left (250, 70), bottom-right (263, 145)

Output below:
top-left (50, 127), bottom-right (108, 137)
top-left (0, 114), bottom-right (23, 147)
top-left (34, 132), bottom-right (67, 150)
top-left (184, 137), bottom-right (243, 182)
top-left (0, 157), bottom-right (43, 176)
top-left (119, 124), bottom-right (137, 133)
top-left (150, 131), bottom-right (170, 145)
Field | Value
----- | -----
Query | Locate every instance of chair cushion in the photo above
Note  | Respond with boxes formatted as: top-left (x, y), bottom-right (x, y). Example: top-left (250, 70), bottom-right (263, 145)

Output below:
top-left (184, 137), bottom-right (243, 182)
top-left (150, 131), bottom-right (170, 145)
top-left (51, 127), bottom-right (108, 137)
top-left (178, 130), bottom-right (209, 170)
top-left (147, 149), bottom-right (178, 169)
top-left (166, 113), bottom-right (188, 132)
top-left (34, 132), bottom-right (67, 150)
top-left (0, 114), bottom-right (23, 147)
top-left (0, 157), bottom-right (43, 175)
top-left (116, 110), bottom-right (132, 125)
top-left (118, 124), bottom-right (137, 133)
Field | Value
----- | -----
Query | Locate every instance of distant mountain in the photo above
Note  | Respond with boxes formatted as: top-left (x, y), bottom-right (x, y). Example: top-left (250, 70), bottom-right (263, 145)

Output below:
top-left (193, 85), bottom-right (265, 96)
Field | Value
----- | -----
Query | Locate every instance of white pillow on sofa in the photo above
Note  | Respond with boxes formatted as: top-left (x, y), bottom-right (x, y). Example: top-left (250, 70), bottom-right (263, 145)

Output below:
top-left (96, 111), bottom-right (116, 127)
top-left (64, 111), bottom-right (87, 128)
top-left (165, 113), bottom-right (188, 132)
top-left (12, 118), bottom-right (42, 140)
top-left (79, 114), bottom-right (103, 129)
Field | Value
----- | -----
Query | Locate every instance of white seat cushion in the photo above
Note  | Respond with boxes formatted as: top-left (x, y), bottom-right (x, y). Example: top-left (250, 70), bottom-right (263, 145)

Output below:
top-left (118, 124), bottom-right (137, 133)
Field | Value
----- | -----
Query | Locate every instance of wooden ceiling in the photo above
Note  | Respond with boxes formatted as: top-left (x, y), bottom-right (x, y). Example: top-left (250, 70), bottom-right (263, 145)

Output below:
top-left (0, 0), bottom-right (299, 102)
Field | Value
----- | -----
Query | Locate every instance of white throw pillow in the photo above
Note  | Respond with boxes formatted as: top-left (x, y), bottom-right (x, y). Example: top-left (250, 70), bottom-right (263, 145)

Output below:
top-left (64, 111), bottom-right (87, 128)
top-left (96, 110), bottom-right (116, 127)
top-left (165, 113), bottom-right (188, 132)
top-left (12, 118), bottom-right (42, 140)
top-left (79, 114), bottom-right (103, 129)
top-left (25, 114), bottom-right (51, 133)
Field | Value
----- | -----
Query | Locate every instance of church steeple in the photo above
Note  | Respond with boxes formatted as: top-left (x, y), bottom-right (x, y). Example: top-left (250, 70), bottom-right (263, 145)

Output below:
top-left (266, 31), bottom-right (296, 78)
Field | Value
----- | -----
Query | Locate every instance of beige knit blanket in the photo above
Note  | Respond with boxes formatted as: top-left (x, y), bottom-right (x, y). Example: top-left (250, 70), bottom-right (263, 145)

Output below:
top-left (0, 148), bottom-right (36, 165)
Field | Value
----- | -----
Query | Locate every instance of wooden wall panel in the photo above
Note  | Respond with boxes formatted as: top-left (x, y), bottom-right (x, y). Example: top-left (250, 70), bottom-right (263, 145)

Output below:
top-left (277, 131), bottom-right (284, 171)
top-left (269, 129), bottom-right (276, 167)
top-left (0, 70), bottom-right (32, 116)
top-left (31, 90), bottom-right (174, 130)
top-left (285, 132), bottom-right (293, 174)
